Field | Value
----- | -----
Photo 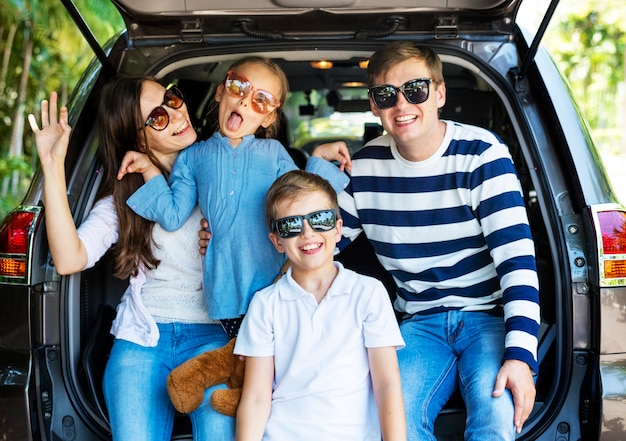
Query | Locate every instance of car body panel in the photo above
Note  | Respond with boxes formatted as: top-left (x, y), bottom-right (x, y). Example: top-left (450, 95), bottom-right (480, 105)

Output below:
top-left (113, 0), bottom-right (519, 40)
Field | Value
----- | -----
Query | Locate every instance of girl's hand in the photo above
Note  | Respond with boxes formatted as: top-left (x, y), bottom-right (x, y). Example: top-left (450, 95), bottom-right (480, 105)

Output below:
top-left (311, 141), bottom-right (352, 173)
top-left (28, 92), bottom-right (72, 168)
top-left (117, 151), bottom-right (161, 182)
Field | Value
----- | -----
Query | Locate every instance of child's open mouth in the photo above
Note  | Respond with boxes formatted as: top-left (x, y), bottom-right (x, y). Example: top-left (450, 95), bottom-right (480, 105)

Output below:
top-left (226, 111), bottom-right (243, 131)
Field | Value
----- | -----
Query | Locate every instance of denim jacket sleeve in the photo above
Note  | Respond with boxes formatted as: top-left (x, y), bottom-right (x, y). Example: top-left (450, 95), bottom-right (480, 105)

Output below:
top-left (304, 156), bottom-right (350, 195)
top-left (126, 149), bottom-right (198, 231)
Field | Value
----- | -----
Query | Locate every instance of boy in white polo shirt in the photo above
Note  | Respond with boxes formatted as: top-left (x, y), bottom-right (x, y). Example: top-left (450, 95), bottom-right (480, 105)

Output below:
top-left (234, 170), bottom-right (406, 441)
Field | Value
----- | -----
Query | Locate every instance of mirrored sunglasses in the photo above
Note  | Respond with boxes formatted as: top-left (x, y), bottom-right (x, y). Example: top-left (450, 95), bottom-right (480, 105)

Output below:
top-left (143, 85), bottom-right (185, 131)
top-left (224, 70), bottom-right (280, 114)
top-left (368, 78), bottom-right (432, 109)
top-left (272, 209), bottom-right (338, 239)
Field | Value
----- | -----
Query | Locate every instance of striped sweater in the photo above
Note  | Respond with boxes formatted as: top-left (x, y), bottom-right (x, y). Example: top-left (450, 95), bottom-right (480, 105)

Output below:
top-left (337, 121), bottom-right (540, 370)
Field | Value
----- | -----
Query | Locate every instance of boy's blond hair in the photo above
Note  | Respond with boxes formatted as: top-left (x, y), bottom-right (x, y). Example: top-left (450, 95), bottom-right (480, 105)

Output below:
top-left (265, 170), bottom-right (340, 229)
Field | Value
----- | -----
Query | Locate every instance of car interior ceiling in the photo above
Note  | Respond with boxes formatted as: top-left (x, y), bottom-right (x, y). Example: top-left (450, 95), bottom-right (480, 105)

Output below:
top-left (75, 56), bottom-right (556, 432)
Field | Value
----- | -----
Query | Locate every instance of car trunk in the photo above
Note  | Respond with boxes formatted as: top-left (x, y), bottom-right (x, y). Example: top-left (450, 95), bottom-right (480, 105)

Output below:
top-left (20, 0), bottom-right (621, 439)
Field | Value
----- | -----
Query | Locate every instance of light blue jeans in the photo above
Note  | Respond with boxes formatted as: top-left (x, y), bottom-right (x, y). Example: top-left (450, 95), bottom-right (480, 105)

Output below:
top-left (103, 323), bottom-right (235, 441)
top-left (398, 311), bottom-right (515, 441)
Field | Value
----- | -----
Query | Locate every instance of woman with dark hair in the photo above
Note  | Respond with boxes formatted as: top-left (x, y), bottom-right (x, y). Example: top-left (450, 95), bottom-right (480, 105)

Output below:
top-left (28, 76), bottom-right (235, 441)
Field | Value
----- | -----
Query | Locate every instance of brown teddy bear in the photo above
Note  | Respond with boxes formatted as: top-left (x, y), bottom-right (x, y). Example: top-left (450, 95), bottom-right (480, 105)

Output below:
top-left (167, 337), bottom-right (244, 417)
top-left (167, 262), bottom-right (290, 417)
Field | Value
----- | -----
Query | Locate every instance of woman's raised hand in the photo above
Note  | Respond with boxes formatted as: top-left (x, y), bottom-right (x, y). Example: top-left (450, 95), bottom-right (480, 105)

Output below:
top-left (28, 92), bottom-right (89, 275)
top-left (27, 92), bottom-right (71, 168)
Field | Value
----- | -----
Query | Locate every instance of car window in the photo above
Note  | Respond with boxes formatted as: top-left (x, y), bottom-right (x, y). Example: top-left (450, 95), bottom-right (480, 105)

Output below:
top-left (283, 89), bottom-right (382, 155)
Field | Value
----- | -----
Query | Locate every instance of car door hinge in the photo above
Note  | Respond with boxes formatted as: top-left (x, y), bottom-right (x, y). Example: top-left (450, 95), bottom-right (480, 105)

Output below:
top-left (562, 214), bottom-right (589, 285)
top-left (180, 19), bottom-right (203, 43)
top-left (32, 281), bottom-right (58, 295)
top-left (435, 16), bottom-right (458, 40)
top-left (509, 67), bottom-right (527, 93)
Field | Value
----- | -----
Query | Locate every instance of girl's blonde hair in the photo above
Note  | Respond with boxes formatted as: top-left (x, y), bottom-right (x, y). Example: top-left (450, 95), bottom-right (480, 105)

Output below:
top-left (208, 56), bottom-right (289, 139)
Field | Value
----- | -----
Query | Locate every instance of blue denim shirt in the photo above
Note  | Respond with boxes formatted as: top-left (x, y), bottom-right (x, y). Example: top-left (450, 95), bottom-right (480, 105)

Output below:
top-left (127, 132), bottom-right (349, 319)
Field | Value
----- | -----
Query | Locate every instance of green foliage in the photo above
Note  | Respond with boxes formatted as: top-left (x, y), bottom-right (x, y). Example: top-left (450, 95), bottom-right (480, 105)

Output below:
top-left (547, 7), bottom-right (626, 130)
top-left (0, 155), bottom-right (31, 176)
top-left (0, 155), bottom-right (33, 218)
top-left (0, 0), bottom-right (123, 219)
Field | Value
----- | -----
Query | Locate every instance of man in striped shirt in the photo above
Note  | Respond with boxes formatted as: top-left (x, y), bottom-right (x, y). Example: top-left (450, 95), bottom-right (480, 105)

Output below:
top-left (337, 41), bottom-right (540, 440)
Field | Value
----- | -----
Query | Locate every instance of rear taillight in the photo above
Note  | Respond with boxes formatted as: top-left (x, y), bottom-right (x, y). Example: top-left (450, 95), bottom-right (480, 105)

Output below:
top-left (594, 206), bottom-right (626, 284)
top-left (0, 206), bottom-right (41, 284)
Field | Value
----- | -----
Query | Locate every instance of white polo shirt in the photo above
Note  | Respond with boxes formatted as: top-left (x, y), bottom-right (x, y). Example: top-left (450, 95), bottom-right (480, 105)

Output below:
top-left (235, 262), bottom-right (404, 441)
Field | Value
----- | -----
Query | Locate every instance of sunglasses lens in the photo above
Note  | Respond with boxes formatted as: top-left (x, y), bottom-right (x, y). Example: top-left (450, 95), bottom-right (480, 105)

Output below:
top-left (370, 85), bottom-right (398, 109)
top-left (307, 210), bottom-right (336, 232)
top-left (273, 210), bottom-right (337, 238)
top-left (251, 90), bottom-right (279, 114)
top-left (225, 71), bottom-right (251, 98)
top-left (274, 216), bottom-right (303, 238)
top-left (369, 79), bottom-right (431, 109)
top-left (225, 70), bottom-right (279, 114)
top-left (404, 80), bottom-right (430, 105)
top-left (164, 86), bottom-right (184, 109)
top-left (146, 106), bottom-right (169, 131)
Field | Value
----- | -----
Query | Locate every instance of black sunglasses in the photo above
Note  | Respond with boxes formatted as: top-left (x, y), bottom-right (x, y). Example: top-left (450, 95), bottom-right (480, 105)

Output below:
top-left (368, 78), bottom-right (432, 109)
top-left (272, 209), bottom-right (338, 239)
top-left (142, 84), bottom-right (185, 131)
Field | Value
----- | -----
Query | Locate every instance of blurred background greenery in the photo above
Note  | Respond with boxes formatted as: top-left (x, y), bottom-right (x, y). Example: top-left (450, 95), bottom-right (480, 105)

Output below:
top-left (0, 0), bottom-right (624, 220)
top-left (0, 0), bottom-right (123, 218)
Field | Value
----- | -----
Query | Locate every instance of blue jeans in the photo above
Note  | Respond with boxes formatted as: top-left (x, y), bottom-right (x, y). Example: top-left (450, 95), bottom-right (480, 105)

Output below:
top-left (398, 311), bottom-right (515, 441)
top-left (103, 323), bottom-right (235, 441)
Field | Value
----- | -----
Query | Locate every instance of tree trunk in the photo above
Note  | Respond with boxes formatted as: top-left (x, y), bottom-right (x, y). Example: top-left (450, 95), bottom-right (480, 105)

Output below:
top-left (0, 23), bottom-right (17, 89)
top-left (3, 22), bottom-right (32, 197)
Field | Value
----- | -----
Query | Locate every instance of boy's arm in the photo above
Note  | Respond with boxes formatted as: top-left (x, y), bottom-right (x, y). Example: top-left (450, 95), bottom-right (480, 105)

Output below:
top-left (368, 346), bottom-right (406, 441)
top-left (236, 356), bottom-right (274, 441)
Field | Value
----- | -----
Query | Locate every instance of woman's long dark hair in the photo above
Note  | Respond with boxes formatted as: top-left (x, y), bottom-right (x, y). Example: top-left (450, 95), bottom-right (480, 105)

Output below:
top-left (96, 75), bottom-right (169, 279)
